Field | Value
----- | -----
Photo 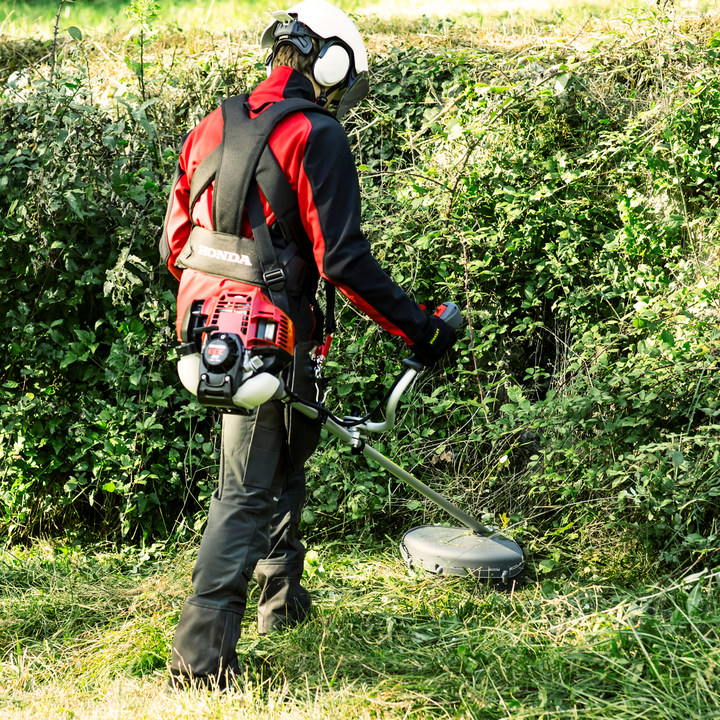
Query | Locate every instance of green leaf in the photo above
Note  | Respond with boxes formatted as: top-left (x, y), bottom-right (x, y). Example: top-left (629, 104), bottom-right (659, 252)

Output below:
top-left (538, 559), bottom-right (555, 573)
top-left (102, 482), bottom-right (116, 493)
top-left (59, 352), bottom-right (78, 369)
top-left (64, 190), bottom-right (84, 219)
top-left (68, 26), bottom-right (82, 41)
top-left (670, 451), bottom-right (684, 467)
top-left (554, 73), bottom-right (571, 95)
top-left (686, 584), bottom-right (703, 614)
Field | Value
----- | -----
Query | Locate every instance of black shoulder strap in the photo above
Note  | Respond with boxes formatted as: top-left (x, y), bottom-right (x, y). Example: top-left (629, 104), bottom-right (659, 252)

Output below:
top-left (189, 144), bottom-right (221, 217)
top-left (213, 96), bottom-right (333, 236)
top-left (256, 145), bottom-right (310, 252)
top-left (182, 94), bottom-right (337, 335)
top-left (255, 144), bottom-right (317, 276)
top-left (255, 140), bottom-right (337, 336)
top-left (245, 180), bottom-right (292, 317)
top-left (188, 95), bottom-right (333, 229)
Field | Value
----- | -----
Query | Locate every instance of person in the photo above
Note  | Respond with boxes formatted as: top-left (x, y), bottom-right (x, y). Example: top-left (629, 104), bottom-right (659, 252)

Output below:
top-left (159, 0), bottom-right (456, 690)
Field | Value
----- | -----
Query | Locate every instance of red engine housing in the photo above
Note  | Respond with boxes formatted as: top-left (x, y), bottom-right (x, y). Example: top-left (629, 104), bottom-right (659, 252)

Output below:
top-left (180, 288), bottom-right (295, 371)
top-left (197, 290), bottom-right (294, 357)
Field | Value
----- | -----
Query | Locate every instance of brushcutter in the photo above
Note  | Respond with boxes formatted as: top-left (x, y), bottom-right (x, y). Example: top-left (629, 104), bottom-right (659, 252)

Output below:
top-left (176, 291), bottom-right (525, 587)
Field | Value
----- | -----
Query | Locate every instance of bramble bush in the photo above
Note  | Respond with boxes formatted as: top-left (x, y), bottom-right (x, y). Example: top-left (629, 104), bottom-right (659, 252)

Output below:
top-left (0, 8), bottom-right (718, 573)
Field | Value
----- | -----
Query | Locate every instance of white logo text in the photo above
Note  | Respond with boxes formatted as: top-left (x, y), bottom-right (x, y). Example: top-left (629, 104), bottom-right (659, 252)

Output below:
top-left (198, 245), bottom-right (252, 266)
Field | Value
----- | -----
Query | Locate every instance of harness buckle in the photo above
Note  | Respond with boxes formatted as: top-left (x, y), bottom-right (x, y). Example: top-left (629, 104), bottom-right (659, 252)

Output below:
top-left (263, 268), bottom-right (285, 292)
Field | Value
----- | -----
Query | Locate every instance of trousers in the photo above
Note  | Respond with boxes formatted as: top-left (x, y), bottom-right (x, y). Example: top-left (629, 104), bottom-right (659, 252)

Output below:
top-left (170, 397), bottom-right (312, 680)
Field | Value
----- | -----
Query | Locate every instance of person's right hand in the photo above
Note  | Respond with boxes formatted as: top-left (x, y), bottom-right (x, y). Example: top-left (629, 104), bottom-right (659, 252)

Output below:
top-left (411, 315), bottom-right (457, 367)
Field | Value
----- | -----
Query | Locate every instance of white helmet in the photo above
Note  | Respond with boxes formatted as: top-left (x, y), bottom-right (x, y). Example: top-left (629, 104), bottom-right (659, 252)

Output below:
top-left (260, 0), bottom-right (369, 119)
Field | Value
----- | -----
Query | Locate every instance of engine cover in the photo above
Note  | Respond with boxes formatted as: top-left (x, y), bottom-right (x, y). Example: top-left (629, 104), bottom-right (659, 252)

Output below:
top-left (177, 289), bottom-right (295, 412)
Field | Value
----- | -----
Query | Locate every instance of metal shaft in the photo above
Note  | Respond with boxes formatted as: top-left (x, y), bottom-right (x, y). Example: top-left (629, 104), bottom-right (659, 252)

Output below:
top-left (291, 402), bottom-right (491, 535)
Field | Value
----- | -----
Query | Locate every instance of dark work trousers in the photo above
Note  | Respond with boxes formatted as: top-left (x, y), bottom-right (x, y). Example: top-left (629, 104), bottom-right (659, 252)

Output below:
top-left (170, 398), bottom-right (312, 681)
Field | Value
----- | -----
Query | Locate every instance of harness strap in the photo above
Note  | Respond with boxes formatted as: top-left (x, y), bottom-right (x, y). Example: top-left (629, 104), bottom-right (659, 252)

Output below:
top-left (174, 225), bottom-right (302, 289)
top-left (256, 146), bottom-right (314, 264)
top-left (215, 95), bottom-right (332, 236)
top-left (256, 145), bottom-right (338, 338)
top-left (245, 181), bottom-right (293, 320)
top-left (276, 241), bottom-right (299, 269)
top-left (189, 144), bottom-right (221, 218)
top-left (177, 94), bottom-right (338, 337)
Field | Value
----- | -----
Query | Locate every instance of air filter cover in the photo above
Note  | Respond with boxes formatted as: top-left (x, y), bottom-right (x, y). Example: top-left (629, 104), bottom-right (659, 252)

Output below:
top-left (400, 525), bottom-right (524, 583)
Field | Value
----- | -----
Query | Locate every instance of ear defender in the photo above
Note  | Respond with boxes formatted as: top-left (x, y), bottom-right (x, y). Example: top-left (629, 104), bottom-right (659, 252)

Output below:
top-left (313, 42), bottom-right (351, 88)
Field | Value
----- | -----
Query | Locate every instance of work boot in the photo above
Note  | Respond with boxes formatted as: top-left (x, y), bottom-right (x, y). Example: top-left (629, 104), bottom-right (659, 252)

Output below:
top-left (171, 600), bottom-right (243, 684)
top-left (256, 569), bottom-right (312, 635)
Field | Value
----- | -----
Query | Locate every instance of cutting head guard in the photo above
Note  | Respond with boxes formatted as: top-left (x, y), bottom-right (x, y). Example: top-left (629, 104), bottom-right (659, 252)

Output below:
top-left (260, 0), bottom-right (369, 119)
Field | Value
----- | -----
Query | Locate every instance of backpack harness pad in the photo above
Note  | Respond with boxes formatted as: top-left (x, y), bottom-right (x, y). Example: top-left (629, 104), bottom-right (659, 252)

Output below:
top-left (175, 94), bottom-right (336, 335)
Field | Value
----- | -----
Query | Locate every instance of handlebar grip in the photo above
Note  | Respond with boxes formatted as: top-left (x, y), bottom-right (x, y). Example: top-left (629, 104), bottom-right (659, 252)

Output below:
top-left (402, 356), bottom-right (425, 371)
top-left (434, 302), bottom-right (463, 330)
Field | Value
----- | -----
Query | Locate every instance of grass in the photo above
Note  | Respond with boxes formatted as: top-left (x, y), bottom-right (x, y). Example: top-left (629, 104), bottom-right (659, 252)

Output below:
top-left (1, 540), bottom-right (719, 719)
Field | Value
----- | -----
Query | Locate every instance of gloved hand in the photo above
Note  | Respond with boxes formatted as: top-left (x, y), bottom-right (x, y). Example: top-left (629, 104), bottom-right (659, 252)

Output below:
top-left (412, 315), bottom-right (457, 367)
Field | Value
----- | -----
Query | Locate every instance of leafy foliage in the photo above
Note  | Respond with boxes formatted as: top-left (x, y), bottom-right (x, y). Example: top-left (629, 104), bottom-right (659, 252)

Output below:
top-left (1, 9), bottom-right (719, 571)
top-left (315, 14), bottom-right (720, 568)
top-left (0, 63), bottom-right (221, 541)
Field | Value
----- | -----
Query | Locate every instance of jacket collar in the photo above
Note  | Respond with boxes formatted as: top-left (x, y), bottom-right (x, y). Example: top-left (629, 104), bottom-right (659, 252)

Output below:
top-left (248, 66), bottom-right (317, 114)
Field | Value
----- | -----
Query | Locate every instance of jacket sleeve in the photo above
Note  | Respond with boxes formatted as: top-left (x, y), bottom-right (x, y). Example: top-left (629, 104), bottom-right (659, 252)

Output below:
top-left (159, 139), bottom-right (192, 282)
top-left (296, 118), bottom-right (429, 345)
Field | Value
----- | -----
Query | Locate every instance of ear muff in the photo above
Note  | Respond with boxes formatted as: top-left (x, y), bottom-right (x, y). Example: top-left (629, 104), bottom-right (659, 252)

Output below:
top-left (313, 42), bottom-right (351, 88)
top-left (265, 52), bottom-right (274, 78)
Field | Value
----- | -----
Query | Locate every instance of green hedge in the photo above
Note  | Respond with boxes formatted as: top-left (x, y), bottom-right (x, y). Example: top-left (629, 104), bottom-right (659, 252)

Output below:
top-left (1, 17), bottom-right (719, 571)
top-left (0, 71), bottom-right (199, 540)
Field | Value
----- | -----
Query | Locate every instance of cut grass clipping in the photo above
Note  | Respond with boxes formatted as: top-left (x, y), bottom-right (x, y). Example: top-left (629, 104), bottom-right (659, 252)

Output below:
top-left (1, 542), bottom-right (719, 719)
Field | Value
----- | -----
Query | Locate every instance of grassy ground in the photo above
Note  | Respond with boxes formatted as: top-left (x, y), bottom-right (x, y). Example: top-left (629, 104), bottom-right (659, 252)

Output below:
top-left (1, 541), bottom-right (719, 719)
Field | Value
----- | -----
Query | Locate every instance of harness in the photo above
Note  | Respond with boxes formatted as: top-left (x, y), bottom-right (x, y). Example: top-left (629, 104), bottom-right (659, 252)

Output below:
top-left (175, 94), bottom-right (336, 341)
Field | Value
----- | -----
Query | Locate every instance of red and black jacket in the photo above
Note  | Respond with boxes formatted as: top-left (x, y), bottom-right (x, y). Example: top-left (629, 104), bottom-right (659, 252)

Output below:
top-left (160, 66), bottom-right (429, 345)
